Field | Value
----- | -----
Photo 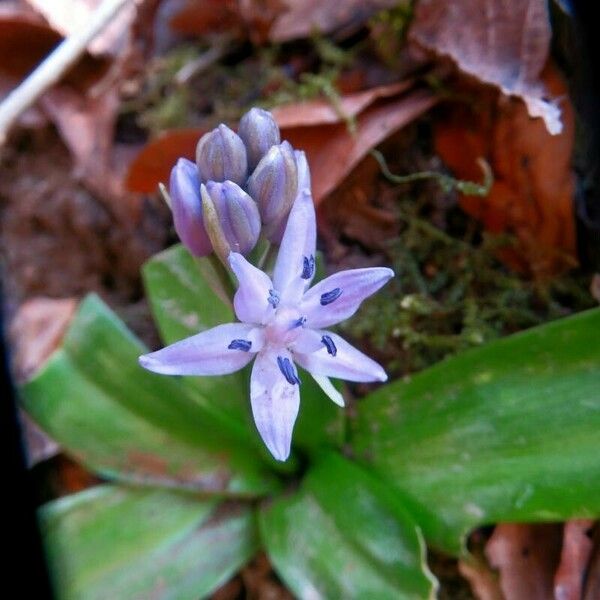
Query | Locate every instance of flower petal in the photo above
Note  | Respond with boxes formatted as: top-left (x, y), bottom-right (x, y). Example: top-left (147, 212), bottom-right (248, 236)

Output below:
top-left (229, 252), bottom-right (274, 325)
top-left (311, 373), bottom-right (345, 407)
top-left (139, 323), bottom-right (263, 376)
top-left (301, 267), bottom-right (394, 328)
top-left (293, 331), bottom-right (387, 382)
top-left (250, 349), bottom-right (300, 461)
top-left (272, 152), bottom-right (316, 303)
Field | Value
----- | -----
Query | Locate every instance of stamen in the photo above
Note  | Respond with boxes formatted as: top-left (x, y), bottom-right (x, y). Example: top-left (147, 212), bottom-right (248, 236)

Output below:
top-left (290, 316), bottom-right (307, 329)
top-left (321, 335), bottom-right (337, 356)
top-left (228, 339), bottom-right (252, 351)
top-left (301, 255), bottom-right (315, 279)
top-left (268, 289), bottom-right (280, 308)
top-left (320, 288), bottom-right (342, 306)
top-left (277, 356), bottom-right (301, 385)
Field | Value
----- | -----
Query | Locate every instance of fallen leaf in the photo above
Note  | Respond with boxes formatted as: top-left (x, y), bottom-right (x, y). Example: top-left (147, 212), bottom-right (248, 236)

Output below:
top-left (125, 127), bottom-right (204, 194)
top-left (19, 411), bottom-right (60, 467)
top-left (168, 0), bottom-right (242, 36)
top-left (486, 523), bottom-right (563, 600)
top-left (269, 0), bottom-right (398, 42)
top-left (317, 153), bottom-right (398, 254)
top-left (41, 87), bottom-right (119, 181)
top-left (9, 296), bottom-right (78, 383)
top-left (434, 63), bottom-right (577, 277)
top-left (24, 0), bottom-right (137, 57)
top-left (459, 554), bottom-right (504, 600)
top-left (281, 87), bottom-right (437, 203)
top-left (584, 531), bottom-right (600, 600)
top-left (125, 84), bottom-right (436, 203)
top-left (554, 520), bottom-right (595, 600)
top-left (410, 0), bottom-right (562, 134)
top-left (270, 80), bottom-right (413, 128)
top-left (0, 7), bottom-right (109, 93)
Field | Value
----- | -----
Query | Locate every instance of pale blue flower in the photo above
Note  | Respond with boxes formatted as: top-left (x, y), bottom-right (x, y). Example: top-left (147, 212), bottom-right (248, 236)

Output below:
top-left (140, 152), bottom-right (393, 461)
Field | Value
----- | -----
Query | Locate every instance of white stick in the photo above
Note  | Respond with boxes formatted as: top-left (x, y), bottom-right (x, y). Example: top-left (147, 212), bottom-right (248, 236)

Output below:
top-left (0, 0), bottom-right (131, 145)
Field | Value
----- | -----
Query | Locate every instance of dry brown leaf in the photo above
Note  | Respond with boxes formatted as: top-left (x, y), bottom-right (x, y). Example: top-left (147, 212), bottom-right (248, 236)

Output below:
top-left (281, 87), bottom-right (437, 203)
top-left (24, 0), bottom-right (137, 56)
top-left (39, 86), bottom-right (121, 188)
top-left (486, 523), bottom-right (563, 600)
top-left (270, 80), bottom-right (413, 128)
top-left (125, 127), bottom-right (204, 194)
top-left (554, 521), bottom-right (595, 600)
top-left (269, 0), bottom-right (398, 42)
top-left (459, 555), bottom-right (504, 600)
top-left (167, 0), bottom-right (242, 36)
top-left (0, 7), bottom-right (110, 93)
top-left (125, 84), bottom-right (436, 203)
top-left (9, 296), bottom-right (78, 383)
top-left (18, 411), bottom-right (61, 467)
top-left (584, 531), bottom-right (600, 600)
top-left (410, 0), bottom-right (562, 134)
top-left (434, 63), bottom-right (576, 277)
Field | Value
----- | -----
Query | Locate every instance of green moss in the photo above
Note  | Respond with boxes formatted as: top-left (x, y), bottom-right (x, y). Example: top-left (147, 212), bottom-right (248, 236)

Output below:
top-left (341, 193), bottom-right (594, 376)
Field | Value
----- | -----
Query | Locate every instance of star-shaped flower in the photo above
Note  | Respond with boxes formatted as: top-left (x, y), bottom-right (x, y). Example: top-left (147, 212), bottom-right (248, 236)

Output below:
top-left (139, 153), bottom-right (394, 461)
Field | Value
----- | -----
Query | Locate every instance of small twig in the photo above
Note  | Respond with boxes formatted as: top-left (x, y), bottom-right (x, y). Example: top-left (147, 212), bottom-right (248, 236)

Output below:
top-left (0, 0), bottom-right (131, 145)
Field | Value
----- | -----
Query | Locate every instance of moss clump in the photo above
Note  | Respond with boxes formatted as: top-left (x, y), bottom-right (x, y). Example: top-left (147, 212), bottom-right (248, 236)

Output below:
top-left (341, 191), bottom-right (594, 375)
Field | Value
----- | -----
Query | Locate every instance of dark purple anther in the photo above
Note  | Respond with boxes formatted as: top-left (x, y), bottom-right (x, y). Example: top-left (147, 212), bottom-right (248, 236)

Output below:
top-left (291, 316), bottom-right (306, 329)
top-left (321, 335), bottom-right (337, 356)
top-left (228, 339), bottom-right (252, 351)
top-left (277, 356), bottom-right (300, 385)
top-left (268, 289), bottom-right (280, 308)
top-left (301, 255), bottom-right (315, 280)
top-left (320, 288), bottom-right (342, 306)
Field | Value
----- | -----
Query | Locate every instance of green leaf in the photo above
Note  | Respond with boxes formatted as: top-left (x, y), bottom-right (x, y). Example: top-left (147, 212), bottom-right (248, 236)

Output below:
top-left (21, 294), bottom-right (280, 496)
top-left (142, 245), bottom-right (235, 344)
top-left (41, 485), bottom-right (258, 600)
top-left (260, 453), bottom-right (437, 599)
top-left (142, 245), bottom-right (249, 427)
top-left (142, 244), bottom-right (344, 456)
top-left (351, 308), bottom-right (600, 553)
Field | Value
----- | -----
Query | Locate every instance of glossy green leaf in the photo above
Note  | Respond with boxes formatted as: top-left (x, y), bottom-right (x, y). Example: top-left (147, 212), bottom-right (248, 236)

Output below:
top-left (41, 485), bottom-right (257, 599)
top-left (352, 308), bottom-right (600, 554)
top-left (260, 453), bottom-right (437, 599)
top-left (142, 244), bottom-right (344, 456)
top-left (21, 294), bottom-right (280, 496)
top-left (142, 245), bottom-right (248, 426)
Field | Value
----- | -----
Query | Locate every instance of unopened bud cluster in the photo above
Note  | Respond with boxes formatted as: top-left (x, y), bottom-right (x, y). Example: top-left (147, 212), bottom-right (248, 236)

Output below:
top-left (169, 108), bottom-right (308, 261)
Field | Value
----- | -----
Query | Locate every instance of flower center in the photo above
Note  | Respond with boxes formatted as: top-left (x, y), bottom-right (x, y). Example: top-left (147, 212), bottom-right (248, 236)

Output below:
top-left (264, 306), bottom-right (304, 346)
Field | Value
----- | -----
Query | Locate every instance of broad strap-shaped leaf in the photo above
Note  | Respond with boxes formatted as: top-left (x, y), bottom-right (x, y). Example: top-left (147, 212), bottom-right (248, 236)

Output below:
top-left (20, 294), bottom-right (280, 496)
top-left (351, 308), bottom-right (600, 554)
top-left (143, 244), bottom-right (344, 455)
top-left (40, 485), bottom-right (258, 599)
top-left (142, 245), bottom-right (249, 424)
top-left (260, 453), bottom-right (437, 599)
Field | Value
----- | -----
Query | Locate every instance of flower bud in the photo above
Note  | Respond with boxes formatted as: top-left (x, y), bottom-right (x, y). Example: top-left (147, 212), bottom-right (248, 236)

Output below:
top-left (247, 141), bottom-right (297, 241)
top-left (169, 158), bottom-right (212, 257)
top-left (201, 181), bottom-right (261, 259)
top-left (264, 150), bottom-right (311, 244)
top-left (238, 108), bottom-right (281, 172)
top-left (195, 124), bottom-right (247, 185)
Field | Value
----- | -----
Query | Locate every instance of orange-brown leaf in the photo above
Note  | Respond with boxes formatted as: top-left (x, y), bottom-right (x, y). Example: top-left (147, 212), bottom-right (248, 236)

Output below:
top-left (270, 80), bottom-right (413, 128)
top-left (434, 64), bottom-right (577, 277)
top-left (0, 10), bottom-right (109, 92)
top-left (281, 87), bottom-right (437, 204)
top-left (410, 0), bottom-right (560, 134)
top-left (125, 128), bottom-right (204, 193)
